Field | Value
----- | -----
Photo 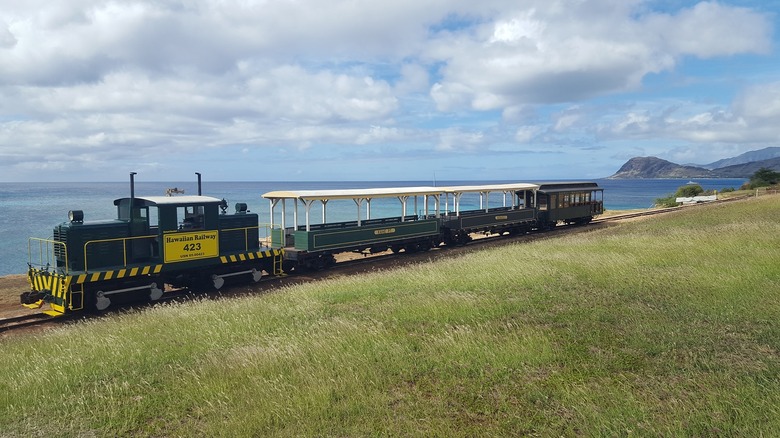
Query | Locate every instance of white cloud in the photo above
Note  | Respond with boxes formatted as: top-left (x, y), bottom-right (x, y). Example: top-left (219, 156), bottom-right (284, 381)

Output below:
top-left (0, 0), bottom-right (775, 181)
top-left (734, 81), bottom-right (780, 121)
top-left (435, 127), bottom-right (485, 152)
top-left (514, 126), bottom-right (541, 143)
top-left (394, 64), bottom-right (430, 95)
top-left (648, 1), bottom-right (772, 58)
top-left (429, 0), bottom-right (771, 110)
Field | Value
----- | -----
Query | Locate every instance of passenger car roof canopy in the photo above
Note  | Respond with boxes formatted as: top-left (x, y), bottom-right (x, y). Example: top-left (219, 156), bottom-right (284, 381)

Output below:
top-left (261, 183), bottom-right (540, 201)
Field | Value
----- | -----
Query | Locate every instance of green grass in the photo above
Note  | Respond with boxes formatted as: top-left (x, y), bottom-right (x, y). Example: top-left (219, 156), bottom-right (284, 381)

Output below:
top-left (2, 197), bottom-right (779, 436)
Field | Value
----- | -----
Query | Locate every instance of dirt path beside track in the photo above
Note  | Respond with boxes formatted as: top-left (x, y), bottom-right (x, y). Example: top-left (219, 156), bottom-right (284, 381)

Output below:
top-left (0, 275), bottom-right (38, 318)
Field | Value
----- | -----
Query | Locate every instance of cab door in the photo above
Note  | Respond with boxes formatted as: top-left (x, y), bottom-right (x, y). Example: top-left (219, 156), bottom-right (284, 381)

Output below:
top-left (129, 206), bottom-right (153, 261)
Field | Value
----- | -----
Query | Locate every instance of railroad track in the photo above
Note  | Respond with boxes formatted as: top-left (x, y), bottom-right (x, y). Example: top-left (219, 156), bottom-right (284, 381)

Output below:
top-left (596, 194), bottom-right (752, 223)
top-left (0, 313), bottom-right (57, 334)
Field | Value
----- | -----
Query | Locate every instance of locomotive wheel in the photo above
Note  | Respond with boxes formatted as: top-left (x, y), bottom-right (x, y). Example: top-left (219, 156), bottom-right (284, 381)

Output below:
top-left (95, 291), bottom-right (111, 311)
top-left (212, 274), bottom-right (225, 290)
top-left (252, 269), bottom-right (263, 282)
top-left (150, 283), bottom-right (164, 301)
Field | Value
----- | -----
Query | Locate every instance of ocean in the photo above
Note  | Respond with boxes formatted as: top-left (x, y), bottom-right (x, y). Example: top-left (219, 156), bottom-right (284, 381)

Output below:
top-left (0, 178), bottom-right (745, 277)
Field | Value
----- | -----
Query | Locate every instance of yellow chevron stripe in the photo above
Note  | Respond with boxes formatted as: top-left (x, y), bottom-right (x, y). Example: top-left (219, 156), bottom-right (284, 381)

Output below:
top-left (104, 271), bottom-right (114, 280)
top-left (130, 267), bottom-right (139, 276)
top-left (117, 269), bottom-right (127, 278)
top-left (142, 266), bottom-right (150, 275)
top-left (154, 265), bottom-right (163, 274)
top-left (77, 274), bottom-right (87, 284)
top-left (90, 273), bottom-right (101, 282)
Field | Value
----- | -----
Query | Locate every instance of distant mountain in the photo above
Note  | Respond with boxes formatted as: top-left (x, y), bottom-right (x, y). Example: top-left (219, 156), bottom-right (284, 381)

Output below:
top-left (610, 153), bottom-right (780, 179)
top-left (609, 157), bottom-right (713, 179)
top-left (703, 147), bottom-right (780, 169)
top-left (710, 157), bottom-right (780, 177)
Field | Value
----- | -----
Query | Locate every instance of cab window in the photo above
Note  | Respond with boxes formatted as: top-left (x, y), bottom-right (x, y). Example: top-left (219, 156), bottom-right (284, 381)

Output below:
top-left (178, 205), bottom-right (205, 230)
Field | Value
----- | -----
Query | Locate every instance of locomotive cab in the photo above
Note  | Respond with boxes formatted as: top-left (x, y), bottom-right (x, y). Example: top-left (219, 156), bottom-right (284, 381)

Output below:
top-left (112, 195), bottom-right (224, 266)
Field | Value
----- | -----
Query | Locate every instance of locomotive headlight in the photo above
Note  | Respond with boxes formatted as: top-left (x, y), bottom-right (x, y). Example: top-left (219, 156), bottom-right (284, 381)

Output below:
top-left (68, 210), bottom-right (84, 223)
top-left (235, 203), bottom-right (248, 213)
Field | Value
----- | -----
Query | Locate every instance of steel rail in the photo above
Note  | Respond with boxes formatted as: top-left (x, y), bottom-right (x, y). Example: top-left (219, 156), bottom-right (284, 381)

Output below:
top-left (0, 313), bottom-right (56, 334)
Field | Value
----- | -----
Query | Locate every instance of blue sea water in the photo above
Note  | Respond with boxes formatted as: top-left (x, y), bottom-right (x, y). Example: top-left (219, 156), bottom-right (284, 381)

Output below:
top-left (0, 178), bottom-right (745, 276)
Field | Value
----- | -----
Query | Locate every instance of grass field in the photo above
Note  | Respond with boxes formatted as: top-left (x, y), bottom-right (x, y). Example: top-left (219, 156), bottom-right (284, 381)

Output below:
top-left (1, 196), bottom-right (779, 436)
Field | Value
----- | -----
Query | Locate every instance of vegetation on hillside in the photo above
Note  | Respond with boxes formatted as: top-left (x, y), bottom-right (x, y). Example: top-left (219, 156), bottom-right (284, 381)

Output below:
top-left (654, 183), bottom-right (713, 207)
top-left (654, 167), bottom-right (777, 207)
top-left (1, 197), bottom-right (779, 436)
top-left (742, 167), bottom-right (780, 189)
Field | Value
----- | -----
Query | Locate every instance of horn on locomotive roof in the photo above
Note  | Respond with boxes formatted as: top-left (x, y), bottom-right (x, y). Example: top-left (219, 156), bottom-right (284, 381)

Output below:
top-left (196, 172), bottom-right (202, 196)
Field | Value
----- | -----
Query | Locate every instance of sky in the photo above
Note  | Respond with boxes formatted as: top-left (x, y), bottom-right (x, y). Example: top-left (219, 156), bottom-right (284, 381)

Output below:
top-left (0, 0), bottom-right (778, 182)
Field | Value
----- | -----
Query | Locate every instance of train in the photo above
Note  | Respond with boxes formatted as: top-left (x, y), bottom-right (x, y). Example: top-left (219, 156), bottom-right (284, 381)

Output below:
top-left (21, 174), bottom-right (603, 315)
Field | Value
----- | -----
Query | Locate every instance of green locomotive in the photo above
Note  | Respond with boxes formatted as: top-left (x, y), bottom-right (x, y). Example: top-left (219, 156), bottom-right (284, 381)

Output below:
top-left (22, 173), bottom-right (281, 314)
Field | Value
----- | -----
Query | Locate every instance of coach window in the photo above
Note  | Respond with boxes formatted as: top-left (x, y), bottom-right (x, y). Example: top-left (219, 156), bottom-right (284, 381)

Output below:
top-left (549, 194), bottom-right (557, 209)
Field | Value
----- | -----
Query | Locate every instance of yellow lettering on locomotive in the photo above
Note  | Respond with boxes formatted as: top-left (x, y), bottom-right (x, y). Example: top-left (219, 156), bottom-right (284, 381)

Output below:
top-left (374, 228), bottom-right (396, 235)
top-left (164, 230), bottom-right (219, 263)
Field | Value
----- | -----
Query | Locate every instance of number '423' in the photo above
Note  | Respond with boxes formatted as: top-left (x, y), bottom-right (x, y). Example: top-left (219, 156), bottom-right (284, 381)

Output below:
top-left (183, 243), bottom-right (202, 251)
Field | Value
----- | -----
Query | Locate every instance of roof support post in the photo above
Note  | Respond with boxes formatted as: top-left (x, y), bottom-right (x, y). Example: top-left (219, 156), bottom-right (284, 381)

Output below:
top-left (269, 199), bottom-right (278, 228)
top-left (398, 196), bottom-right (408, 222)
top-left (303, 199), bottom-right (316, 232)
top-left (321, 199), bottom-right (328, 224)
top-left (366, 198), bottom-right (372, 221)
top-left (293, 199), bottom-right (299, 232)
top-left (281, 199), bottom-right (287, 231)
top-left (353, 198), bottom-right (364, 226)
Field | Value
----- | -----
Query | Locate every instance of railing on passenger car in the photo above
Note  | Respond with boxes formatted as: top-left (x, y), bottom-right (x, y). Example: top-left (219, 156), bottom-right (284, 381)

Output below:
top-left (294, 215), bottom-right (420, 232)
top-left (28, 237), bottom-right (68, 274)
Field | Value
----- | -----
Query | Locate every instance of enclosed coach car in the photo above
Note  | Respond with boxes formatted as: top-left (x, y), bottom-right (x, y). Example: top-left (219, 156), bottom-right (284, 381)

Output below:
top-left (23, 174), bottom-right (281, 314)
top-left (535, 182), bottom-right (604, 227)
